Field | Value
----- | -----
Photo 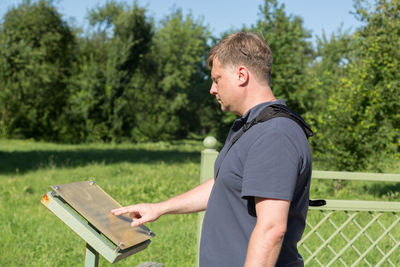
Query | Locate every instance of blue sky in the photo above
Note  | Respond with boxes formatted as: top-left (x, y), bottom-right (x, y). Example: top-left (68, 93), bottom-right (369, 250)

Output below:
top-left (1, 0), bottom-right (366, 42)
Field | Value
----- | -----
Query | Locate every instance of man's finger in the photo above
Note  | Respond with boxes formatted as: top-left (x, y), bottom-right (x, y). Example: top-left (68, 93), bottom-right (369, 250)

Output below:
top-left (131, 218), bottom-right (145, 228)
top-left (111, 206), bottom-right (134, 215)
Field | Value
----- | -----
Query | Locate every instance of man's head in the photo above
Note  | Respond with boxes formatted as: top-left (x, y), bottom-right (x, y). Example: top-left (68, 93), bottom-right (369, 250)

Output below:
top-left (206, 32), bottom-right (273, 86)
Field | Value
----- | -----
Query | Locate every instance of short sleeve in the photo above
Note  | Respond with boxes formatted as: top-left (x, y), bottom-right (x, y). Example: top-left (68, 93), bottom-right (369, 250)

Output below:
top-left (241, 129), bottom-right (299, 201)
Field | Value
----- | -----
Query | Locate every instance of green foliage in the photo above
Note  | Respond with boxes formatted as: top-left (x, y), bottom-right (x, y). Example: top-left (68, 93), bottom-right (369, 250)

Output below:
top-left (0, 0), bottom-right (75, 141)
top-left (62, 33), bottom-right (109, 142)
top-left (66, 1), bottom-right (153, 142)
top-left (305, 30), bottom-right (356, 168)
top-left (312, 0), bottom-right (400, 171)
top-left (131, 9), bottom-right (211, 141)
top-left (254, 0), bottom-right (313, 113)
top-left (0, 0), bottom-right (399, 171)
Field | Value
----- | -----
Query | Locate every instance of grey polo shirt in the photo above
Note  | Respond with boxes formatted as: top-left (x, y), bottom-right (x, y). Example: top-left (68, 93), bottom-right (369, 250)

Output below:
top-left (199, 100), bottom-right (312, 267)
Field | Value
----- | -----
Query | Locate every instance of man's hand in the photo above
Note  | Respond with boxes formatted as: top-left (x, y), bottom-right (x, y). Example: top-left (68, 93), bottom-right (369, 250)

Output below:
top-left (111, 203), bottom-right (163, 227)
top-left (110, 178), bottom-right (214, 228)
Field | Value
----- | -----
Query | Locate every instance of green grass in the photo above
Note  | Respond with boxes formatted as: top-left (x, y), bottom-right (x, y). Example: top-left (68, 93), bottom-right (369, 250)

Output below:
top-left (0, 139), bottom-right (399, 266)
top-left (0, 139), bottom-right (203, 266)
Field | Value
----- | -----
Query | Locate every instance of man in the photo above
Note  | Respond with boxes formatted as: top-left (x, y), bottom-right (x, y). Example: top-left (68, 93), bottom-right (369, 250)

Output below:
top-left (112, 32), bottom-right (312, 266)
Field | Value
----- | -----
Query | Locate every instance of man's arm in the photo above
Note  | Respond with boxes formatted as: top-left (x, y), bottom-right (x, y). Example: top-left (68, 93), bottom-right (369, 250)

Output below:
top-left (111, 178), bottom-right (214, 227)
top-left (244, 197), bottom-right (290, 267)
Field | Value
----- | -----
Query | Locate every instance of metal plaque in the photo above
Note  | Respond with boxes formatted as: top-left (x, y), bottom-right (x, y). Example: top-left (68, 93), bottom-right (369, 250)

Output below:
top-left (51, 181), bottom-right (154, 250)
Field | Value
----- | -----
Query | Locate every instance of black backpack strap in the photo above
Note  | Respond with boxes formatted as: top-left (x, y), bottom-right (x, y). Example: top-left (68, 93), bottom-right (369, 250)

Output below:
top-left (231, 104), bottom-right (313, 147)
top-left (216, 104), bottom-right (313, 178)
top-left (214, 104), bottom-right (323, 207)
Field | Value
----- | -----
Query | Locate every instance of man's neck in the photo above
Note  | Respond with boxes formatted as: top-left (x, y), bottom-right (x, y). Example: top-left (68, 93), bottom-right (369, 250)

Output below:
top-left (239, 88), bottom-right (276, 116)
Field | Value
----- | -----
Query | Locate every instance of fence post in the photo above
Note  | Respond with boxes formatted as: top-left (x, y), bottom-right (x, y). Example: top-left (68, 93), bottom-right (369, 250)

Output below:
top-left (197, 136), bottom-right (218, 267)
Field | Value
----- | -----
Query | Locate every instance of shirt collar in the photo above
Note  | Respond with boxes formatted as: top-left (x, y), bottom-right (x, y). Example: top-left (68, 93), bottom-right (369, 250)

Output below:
top-left (231, 99), bottom-right (286, 131)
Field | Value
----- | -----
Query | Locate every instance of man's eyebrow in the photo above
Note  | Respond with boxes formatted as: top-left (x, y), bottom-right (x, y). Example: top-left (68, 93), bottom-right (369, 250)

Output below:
top-left (211, 74), bottom-right (220, 81)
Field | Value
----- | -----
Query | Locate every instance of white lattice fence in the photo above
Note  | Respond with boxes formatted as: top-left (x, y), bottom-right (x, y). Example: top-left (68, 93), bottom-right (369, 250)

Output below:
top-left (301, 171), bottom-right (400, 266)
top-left (299, 206), bottom-right (400, 266)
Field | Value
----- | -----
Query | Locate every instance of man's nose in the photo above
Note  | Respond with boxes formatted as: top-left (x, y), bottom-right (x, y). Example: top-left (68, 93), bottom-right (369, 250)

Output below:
top-left (210, 83), bottom-right (217, 95)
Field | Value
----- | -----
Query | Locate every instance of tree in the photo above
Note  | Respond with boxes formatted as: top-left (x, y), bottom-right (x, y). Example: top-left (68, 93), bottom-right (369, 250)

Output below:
top-left (254, 0), bottom-right (313, 114)
top-left (0, 0), bottom-right (75, 140)
top-left (66, 1), bottom-right (153, 142)
top-left (130, 9), bottom-right (211, 141)
top-left (305, 30), bottom-right (355, 167)
top-left (61, 32), bottom-right (109, 142)
top-left (315, 0), bottom-right (400, 170)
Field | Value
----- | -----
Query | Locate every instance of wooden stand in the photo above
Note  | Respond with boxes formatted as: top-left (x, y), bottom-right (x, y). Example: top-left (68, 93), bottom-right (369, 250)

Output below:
top-left (41, 181), bottom-right (154, 266)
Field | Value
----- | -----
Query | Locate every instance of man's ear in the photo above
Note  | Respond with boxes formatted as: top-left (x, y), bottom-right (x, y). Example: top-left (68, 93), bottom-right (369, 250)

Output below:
top-left (237, 66), bottom-right (249, 86)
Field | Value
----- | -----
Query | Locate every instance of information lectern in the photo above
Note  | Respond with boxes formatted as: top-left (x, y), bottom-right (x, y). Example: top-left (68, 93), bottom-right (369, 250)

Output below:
top-left (41, 181), bottom-right (154, 266)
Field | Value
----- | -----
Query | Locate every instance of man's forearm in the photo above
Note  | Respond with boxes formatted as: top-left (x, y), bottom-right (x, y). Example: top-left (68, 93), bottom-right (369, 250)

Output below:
top-left (244, 223), bottom-right (285, 267)
top-left (111, 178), bottom-right (214, 227)
top-left (158, 178), bottom-right (214, 215)
top-left (244, 198), bottom-right (289, 267)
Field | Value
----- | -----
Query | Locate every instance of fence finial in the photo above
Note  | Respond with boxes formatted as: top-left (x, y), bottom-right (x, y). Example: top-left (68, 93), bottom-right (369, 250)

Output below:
top-left (203, 136), bottom-right (217, 149)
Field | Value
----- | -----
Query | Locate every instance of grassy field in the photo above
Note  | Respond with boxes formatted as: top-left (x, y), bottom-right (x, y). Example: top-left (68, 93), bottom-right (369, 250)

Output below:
top-left (0, 139), bottom-right (399, 266)
top-left (0, 139), bottom-right (203, 266)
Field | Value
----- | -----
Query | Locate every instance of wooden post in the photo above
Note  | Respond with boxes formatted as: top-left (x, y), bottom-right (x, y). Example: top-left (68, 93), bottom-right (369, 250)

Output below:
top-left (85, 243), bottom-right (99, 267)
top-left (197, 136), bottom-right (218, 267)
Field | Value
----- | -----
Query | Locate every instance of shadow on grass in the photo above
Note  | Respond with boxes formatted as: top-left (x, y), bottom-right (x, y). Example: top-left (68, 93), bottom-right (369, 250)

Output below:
top-left (365, 182), bottom-right (400, 199)
top-left (0, 148), bottom-right (200, 174)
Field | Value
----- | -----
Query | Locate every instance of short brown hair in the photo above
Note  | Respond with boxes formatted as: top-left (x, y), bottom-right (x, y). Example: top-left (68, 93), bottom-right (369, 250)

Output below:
top-left (207, 32), bottom-right (273, 86)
